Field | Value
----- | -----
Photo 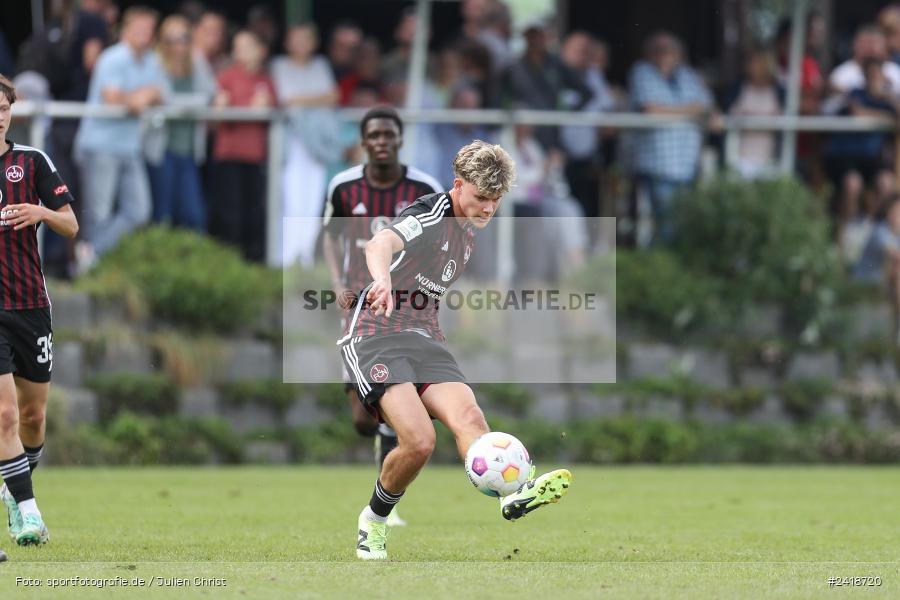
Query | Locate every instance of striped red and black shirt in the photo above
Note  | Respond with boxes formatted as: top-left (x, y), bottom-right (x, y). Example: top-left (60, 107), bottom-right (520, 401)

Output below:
top-left (343, 192), bottom-right (476, 342)
top-left (0, 141), bottom-right (75, 310)
top-left (322, 164), bottom-right (442, 293)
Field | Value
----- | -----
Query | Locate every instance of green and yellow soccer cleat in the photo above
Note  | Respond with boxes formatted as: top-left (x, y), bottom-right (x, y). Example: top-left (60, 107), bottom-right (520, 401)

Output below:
top-left (356, 508), bottom-right (388, 560)
top-left (15, 513), bottom-right (49, 546)
top-left (500, 469), bottom-right (572, 521)
top-left (1, 484), bottom-right (21, 541)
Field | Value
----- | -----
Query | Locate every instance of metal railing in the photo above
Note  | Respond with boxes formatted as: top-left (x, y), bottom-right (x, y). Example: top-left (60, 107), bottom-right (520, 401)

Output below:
top-left (11, 100), bottom-right (900, 277)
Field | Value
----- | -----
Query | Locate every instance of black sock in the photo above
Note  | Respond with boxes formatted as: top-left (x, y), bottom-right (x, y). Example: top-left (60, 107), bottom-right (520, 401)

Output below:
top-left (369, 479), bottom-right (403, 518)
top-left (0, 454), bottom-right (34, 503)
top-left (24, 444), bottom-right (43, 473)
top-left (377, 431), bottom-right (398, 469)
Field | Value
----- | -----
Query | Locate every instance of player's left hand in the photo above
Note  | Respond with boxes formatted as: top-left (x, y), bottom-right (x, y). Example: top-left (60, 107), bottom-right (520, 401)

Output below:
top-left (1, 204), bottom-right (46, 230)
top-left (366, 276), bottom-right (394, 318)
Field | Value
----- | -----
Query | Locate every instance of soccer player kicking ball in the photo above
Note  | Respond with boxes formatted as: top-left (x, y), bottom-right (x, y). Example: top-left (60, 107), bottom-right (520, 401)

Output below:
top-left (323, 106), bottom-right (443, 528)
top-left (0, 75), bottom-right (80, 545)
top-left (339, 140), bottom-right (571, 560)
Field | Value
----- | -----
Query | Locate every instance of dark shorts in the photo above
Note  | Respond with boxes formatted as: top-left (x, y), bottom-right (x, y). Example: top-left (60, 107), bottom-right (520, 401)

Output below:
top-left (339, 331), bottom-right (466, 422)
top-left (0, 308), bottom-right (53, 383)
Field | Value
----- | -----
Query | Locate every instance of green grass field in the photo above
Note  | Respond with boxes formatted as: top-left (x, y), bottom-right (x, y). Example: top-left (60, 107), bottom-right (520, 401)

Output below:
top-left (0, 466), bottom-right (898, 599)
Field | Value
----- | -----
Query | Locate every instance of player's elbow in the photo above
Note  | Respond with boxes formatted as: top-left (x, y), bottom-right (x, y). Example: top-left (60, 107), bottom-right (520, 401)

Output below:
top-left (60, 224), bottom-right (78, 239)
top-left (64, 221), bottom-right (79, 239)
top-left (364, 234), bottom-right (386, 257)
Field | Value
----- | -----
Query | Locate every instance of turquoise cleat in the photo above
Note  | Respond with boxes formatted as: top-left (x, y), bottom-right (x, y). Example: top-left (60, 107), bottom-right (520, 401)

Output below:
top-left (16, 513), bottom-right (49, 546)
top-left (1, 484), bottom-right (21, 541)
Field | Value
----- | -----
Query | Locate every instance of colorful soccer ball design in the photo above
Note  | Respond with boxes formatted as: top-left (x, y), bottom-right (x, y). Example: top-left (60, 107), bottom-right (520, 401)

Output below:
top-left (464, 432), bottom-right (532, 498)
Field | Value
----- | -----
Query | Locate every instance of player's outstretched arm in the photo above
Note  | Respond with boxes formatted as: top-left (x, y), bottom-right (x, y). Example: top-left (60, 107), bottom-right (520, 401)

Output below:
top-left (364, 229), bottom-right (403, 317)
top-left (4, 203), bottom-right (79, 238)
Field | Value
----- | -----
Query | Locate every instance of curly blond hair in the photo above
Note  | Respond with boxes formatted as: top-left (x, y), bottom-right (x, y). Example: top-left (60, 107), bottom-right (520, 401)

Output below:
top-left (452, 140), bottom-right (516, 197)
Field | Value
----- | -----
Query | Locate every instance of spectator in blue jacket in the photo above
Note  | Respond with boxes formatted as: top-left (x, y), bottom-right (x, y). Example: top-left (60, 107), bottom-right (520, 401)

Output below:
top-left (146, 14), bottom-right (217, 232)
top-left (74, 6), bottom-right (169, 270)
top-left (628, 31), bottom-right (713, 245)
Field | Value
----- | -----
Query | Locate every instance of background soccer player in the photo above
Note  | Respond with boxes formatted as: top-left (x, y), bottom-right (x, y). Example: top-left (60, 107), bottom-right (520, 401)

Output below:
top-left (322, 106), bottom-right (442, 527)
top-left (341, 140), bottom-right (572, 560)
top-left (0, 74), bottom-right (79, 545)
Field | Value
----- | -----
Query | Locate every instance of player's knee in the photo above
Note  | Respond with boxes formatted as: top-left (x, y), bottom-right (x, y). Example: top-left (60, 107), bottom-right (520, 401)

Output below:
top-left (0, 405), bottom-right (18, 438)
top-left (404, 431), bottom-right (436, 462)
top-left (459, 403), bottom-right (488, 434)
top-left (18, 405), bottom-right (44, 431)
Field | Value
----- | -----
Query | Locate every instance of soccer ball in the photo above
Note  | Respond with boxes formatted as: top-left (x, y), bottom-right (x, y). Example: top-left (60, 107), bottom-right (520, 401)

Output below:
top-left (465, 432), bottom-right (532, 498)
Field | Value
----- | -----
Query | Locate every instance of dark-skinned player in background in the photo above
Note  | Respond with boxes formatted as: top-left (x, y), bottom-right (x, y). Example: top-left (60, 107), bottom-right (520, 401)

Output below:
top-left (322, 106), bottom-right (442, 528)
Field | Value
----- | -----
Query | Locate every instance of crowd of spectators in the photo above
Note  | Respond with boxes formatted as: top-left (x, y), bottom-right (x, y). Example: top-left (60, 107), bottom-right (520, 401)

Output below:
top-left (9, 0), bottom-right (900, 293)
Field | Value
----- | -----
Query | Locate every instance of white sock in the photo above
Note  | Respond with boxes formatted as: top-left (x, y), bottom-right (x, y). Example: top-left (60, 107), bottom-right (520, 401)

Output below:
top-left (362, 505), bottom-right (387, 523)
top-left (18, 498), bottom-right (41, 518)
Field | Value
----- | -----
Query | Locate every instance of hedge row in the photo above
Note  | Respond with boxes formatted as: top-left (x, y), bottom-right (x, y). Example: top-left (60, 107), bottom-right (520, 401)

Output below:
top-left (602, 376), bottom-right (900, 424)
top-left (616, 176), bottom-right (847, 344)
top-left (78, 373), bottom-right (537, 422)
top-left (75, 227), bottom-right (282, 333)
top-left (48, 413), bottom-right (900, 466)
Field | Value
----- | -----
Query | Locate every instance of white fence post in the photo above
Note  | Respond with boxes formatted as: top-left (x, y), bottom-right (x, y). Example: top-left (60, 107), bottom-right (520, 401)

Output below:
top-left (28, 106), bottom-right (48, 257)
top-left (266, 117), bottom-right (286, 267)
top-left (497, 119), bottom-right (517, 287)
top-left (779, 0), bottom-right (809, 174)
top-left (724, 127), bottom-right (740, 173)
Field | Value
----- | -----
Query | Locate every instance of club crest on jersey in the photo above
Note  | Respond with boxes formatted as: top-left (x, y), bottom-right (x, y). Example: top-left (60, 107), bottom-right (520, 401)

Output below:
top-left (441, 259), bottom-right (457, 282)
top-left (394, 200), bottom-right (410, 214)
top-left (5, 166), bottom-right (23, 183)
top-left (370, 215), bottom-right (391, 236)
top-left (352, 203), bottom-right (367, 215)
top-left (370, 363), bottom-right (389, 383)
top-left (464, 245), bottom-right (472, 264)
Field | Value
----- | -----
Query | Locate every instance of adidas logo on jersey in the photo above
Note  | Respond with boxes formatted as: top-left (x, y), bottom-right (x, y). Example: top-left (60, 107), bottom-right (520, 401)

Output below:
top-left (352, 203), bottom-right (368, 215)
top-left (441, 241), bottom-right (449, 252)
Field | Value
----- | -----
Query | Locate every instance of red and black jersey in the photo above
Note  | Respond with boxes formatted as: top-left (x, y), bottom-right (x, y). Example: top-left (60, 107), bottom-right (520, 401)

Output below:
top-left (322, 164), bottom-right (442, 293)
top-left (343, 192), bottom-right (476, 342)
top-left (0, 141), bottom-right (75, 310)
